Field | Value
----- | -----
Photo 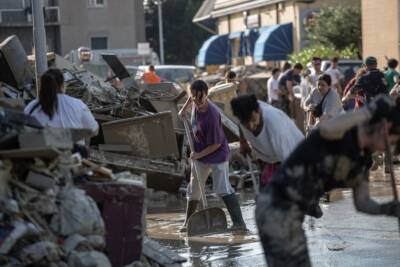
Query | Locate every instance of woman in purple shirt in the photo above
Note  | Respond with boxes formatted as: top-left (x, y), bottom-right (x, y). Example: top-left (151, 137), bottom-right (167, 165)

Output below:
top-left (178, 80), bottom-right (246, 232)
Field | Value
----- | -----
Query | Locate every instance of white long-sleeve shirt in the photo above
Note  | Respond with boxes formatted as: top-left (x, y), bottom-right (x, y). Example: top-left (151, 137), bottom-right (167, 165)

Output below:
top-left (240, 101), bottom-right (304, 163)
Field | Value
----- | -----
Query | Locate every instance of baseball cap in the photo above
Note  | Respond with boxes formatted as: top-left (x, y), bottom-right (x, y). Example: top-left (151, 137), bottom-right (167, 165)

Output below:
top-left (365, 56), bottom-right (377, 66)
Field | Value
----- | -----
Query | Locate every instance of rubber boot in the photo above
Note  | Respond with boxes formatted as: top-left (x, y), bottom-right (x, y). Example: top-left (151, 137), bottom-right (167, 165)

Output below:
top-left (222, 193), bottom-right (247, 232)
top-left (179, 200), bottom-right (199, 232)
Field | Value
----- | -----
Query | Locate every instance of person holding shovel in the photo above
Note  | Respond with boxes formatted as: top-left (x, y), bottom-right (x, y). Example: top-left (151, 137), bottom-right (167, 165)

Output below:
top-left (255, 94), bottom-right (400, 267)
top-left (178, 80), bottom-right (246, 232)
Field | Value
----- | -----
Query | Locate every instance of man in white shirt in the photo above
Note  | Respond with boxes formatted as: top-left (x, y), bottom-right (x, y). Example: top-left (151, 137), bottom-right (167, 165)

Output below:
top-left (309, 57), bottom-right (324, 88)
top-left (231, 95), bottom-right (304, 189)
top-left (267, 68), bottom-right (281, 107)
top-left (325, 57), bottom-right (342, 95)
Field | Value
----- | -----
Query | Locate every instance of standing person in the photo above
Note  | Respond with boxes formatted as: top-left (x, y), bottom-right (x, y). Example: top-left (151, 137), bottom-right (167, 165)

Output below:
top-left (325, 57), bottom-right (342, 95)
top-left (230, 94), bottom-right (304, 189)
top-left (343, 56), bottom-right (387, 105)
top-left (278, 63), bottom-right (303, 117)
top-left (278, 62), bottom-right (292, 80)
top-left (255, 95), bottom-right (400, 267)
top-left (342, 68), bottom-right (367, 110)
top-left (267, 68), bottom-right (281, 108)
top-left (178, 80), bottom-right (246, 232)
top-left (25, 68), bottom-right (99, 146)
top-left (384, 58), bottom-right (400, 93)
top-left (309, 57), bottom-right (324, 88)
top-left (142, 65), bottom-right (161, 84)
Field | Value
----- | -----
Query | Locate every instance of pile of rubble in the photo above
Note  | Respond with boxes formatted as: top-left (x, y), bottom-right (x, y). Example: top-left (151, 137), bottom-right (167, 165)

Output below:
top-left (0, 110), bottom-right (111, 266)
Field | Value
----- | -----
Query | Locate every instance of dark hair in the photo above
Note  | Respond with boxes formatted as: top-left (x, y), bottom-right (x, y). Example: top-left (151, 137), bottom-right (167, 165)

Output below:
top-left (282, 62), bottom-right (292, 72)
top-left (272, 68), bottom-right (280, 75)
top-left (312, 57), bottom-right (322, 63)
top-left (388, 58), bottom-right (399, 69)
top-left (190, 80), bottom-right (208, 99)
top-left (318, 73), bottom-right (332, 86)
top-left (331, 57), bottom-right (339, 63)
top-left (293, 63), bottom-right (303, 70)
top-left (226, 71), bottom-right (237, 80)
top-left (149, 65), bottom-right (155, 71)
top-left (230, 94), bottom-right (259, 123)
top-left (39, 71), bottom-right (59, 119)
top-left (47, 68), bottom-right (64, 89)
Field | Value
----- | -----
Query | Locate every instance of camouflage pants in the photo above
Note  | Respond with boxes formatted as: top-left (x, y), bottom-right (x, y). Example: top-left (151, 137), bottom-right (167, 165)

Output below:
top-left (255, 189), bottom-right (311, 267)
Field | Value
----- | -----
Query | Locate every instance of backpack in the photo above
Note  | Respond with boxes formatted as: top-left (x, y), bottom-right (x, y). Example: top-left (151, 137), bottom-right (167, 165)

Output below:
top-left (362, 70), bottom-right (387, 100)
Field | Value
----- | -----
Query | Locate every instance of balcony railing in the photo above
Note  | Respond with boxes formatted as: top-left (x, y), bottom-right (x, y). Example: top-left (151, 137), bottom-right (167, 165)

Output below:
top-left (0, 6), bottom-right (60, 26)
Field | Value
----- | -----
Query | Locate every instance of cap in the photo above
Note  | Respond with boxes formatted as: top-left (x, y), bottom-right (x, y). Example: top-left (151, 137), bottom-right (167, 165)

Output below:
top-left (365, 56), bottom-right (377, 66)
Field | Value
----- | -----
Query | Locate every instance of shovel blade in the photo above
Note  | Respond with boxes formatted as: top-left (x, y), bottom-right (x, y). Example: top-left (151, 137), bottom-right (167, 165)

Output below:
top-left (187, 207), bottom-right (227, 237)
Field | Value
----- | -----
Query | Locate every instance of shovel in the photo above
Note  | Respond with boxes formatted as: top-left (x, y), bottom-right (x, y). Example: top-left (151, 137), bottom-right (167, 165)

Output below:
top-left (183, 119), bottom-right (227, 237)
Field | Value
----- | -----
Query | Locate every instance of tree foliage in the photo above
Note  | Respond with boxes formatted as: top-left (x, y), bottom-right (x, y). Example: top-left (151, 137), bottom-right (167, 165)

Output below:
top-left (305, 6), bottom-right (361, 52)
top-left (289, 44), bottom-right (359, 67)
top-left (145, 0), bottom-right (211, 64)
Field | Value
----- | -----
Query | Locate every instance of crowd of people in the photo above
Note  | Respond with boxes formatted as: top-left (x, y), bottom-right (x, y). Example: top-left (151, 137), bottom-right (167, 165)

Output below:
top-left (176, 55), bottom-right (400, 266)
top-left (24, 55), bottom-right (400, 267)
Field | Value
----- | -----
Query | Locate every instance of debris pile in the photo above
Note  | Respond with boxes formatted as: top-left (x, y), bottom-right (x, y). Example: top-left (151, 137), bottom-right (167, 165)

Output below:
top-left (0, 128), bottom-right (111, 266)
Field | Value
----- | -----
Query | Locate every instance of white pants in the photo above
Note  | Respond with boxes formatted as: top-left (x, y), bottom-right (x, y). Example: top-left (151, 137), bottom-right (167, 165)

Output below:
top-left (187, 160), bottom-right (234, 201)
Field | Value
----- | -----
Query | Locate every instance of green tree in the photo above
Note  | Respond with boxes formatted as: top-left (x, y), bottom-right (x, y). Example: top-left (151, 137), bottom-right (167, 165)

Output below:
top-left (289, 44), bottom-right (359, 67)
top-left (146, 0), bottom-right (211, 64)
top-left (305, 6), bottom-right (361, 52)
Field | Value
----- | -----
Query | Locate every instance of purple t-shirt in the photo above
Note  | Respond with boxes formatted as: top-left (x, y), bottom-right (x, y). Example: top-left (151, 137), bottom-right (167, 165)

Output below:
top-left (191, 101), bottom-right (229, 164)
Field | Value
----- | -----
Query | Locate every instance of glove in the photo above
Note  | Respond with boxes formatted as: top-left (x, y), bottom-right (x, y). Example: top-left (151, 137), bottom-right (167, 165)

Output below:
top-left (367, 94), bottom-right (395, 123)
top-left (239, 138), bottom-right (251, 157)
top-left (380, 200), bottom-right (400, 217)
top-left (306, 204), bottom-right (323, 219)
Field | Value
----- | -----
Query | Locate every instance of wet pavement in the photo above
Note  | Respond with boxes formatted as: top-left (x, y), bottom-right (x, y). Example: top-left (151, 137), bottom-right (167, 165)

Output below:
top-left (146, 167), bottom-right (400, 266)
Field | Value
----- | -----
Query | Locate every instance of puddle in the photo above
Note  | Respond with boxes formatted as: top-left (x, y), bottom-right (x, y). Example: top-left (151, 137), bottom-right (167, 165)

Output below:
top-left (146, 167), bottom-right (400, 266)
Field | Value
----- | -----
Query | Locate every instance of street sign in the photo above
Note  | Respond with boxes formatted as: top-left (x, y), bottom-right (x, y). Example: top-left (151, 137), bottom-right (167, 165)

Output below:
top-left (138, 42), bottom-right (150, 55)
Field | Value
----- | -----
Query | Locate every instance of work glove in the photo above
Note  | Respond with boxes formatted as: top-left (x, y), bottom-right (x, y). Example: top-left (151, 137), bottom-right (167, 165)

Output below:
top-left (306, 203), bottom-right (323, 219)
top-left (367, 94), bottom-right (395, 123)
top-left (380, 200), bottom-right (400, 217)
top-left (239, 138), bottom-right (251, 157)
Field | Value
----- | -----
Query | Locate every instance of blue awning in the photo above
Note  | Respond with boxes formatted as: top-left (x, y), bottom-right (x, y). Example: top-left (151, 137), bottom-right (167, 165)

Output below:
top-left (197, 34), bottom-right (229, 67)
top-left (253, 23), bottom-right (293, 62)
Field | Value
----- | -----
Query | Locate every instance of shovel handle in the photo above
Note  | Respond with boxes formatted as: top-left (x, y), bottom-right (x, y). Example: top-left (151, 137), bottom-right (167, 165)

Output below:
top-left (246, 155), bottom-right (259, 194)
top-left (383, 122), bottom-right (400, 233)
top-left (183, 119), bottom-right (208, 209)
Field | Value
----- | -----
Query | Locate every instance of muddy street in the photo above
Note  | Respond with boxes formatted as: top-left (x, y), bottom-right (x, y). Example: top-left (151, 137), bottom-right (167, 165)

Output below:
top-left (147, 168), bottom-right (400, 267)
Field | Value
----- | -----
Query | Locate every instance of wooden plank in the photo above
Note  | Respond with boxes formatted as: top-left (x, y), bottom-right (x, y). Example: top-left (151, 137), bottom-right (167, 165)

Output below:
top-left (0, 147), bottom-right (60, 159)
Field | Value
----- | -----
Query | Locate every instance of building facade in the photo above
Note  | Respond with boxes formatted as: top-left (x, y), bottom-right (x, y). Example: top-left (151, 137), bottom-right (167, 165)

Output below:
top-left (362, 0), bottom-right (399, 68)
top-left (0, 0), bottom-right (60, 54)
top-left (0, 0), bottom-right (145, 55)
top-left (58, 0), bottom-right (145, 55)
top-left (194, 0), bottom-right (360, 67)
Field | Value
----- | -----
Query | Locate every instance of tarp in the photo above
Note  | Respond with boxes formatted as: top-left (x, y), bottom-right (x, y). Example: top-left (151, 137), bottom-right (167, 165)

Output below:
top-left (197, 34), bottom-right (229, 67)
top-left (253, 23), bottom-right (293, 62)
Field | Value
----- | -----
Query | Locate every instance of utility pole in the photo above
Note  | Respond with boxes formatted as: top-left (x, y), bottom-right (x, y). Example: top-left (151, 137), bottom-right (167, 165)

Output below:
top-left (32, 0), bottom-right (48, 95)
top-left (155, 0), bottom-right (165, 64)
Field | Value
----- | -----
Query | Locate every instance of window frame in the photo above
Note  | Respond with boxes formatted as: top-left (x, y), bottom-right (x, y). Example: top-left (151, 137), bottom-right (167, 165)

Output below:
top-left (87, 0), bottom-right (106, 9)
top-left (90, 36), bottom-right (108, 50)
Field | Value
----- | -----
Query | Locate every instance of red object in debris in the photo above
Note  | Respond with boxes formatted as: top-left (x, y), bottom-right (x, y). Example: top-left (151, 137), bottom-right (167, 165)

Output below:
top-left (81, 182), bottom-right (145, 267)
